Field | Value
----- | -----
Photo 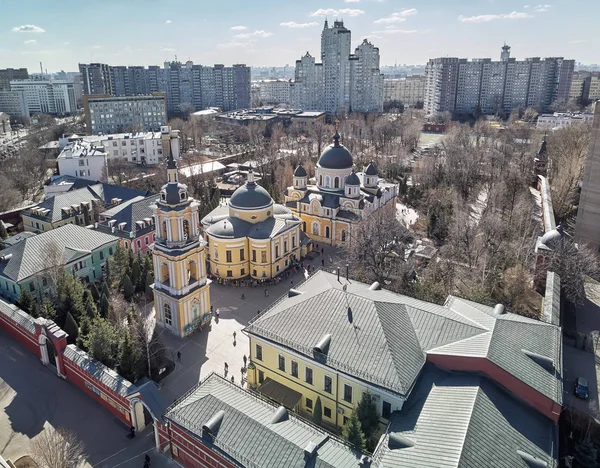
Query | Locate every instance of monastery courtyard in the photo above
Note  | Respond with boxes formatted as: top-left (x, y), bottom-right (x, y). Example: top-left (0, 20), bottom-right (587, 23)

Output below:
top-left (157, 244), bottom-right (348, 406)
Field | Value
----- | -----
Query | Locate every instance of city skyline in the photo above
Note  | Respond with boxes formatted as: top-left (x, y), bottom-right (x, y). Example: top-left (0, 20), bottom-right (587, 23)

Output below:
top-left (2, 0), bottom-right (598, 72)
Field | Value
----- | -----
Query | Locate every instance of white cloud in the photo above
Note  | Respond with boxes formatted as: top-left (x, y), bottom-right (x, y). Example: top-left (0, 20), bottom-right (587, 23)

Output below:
top-left (310, 8), bottom-right (365, 17)
top-left (230, 25), bottom-right (247, 30)
top-left (533, 4), bottom-right (552, 12)
top-left (458, 11), bottom-right (533, 23)
top-left (344, 0), bottom-right (361, 2)
top-left (235, 30), bottom-right (272, 38)
top-left (160, 47), bottom-right (176, 52)
top-left (374, 9), bottom-right (417, 23)
top-left (92, 45), bottom-right (102, 49)
top-left (165, 20), bottom-right (172, 24)
top-left (280, 21), bottom-right (319, 28)
top-left (12, 24), bottom-right (45, 33)
top-left (24, 39), bottom-right (36, 45)
top-left (372, 28), bottom-right (418, 34)
top-left (217, 41), bottom-right (254, 49)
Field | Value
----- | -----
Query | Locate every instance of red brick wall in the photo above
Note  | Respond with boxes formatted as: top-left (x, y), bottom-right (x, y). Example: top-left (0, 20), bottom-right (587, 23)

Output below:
top-left (427, 354), bottom-right (561, 423)
top-left (0, 311), bottom-right (39, 356)
top-left (158, 421), bottom-right (238, 468)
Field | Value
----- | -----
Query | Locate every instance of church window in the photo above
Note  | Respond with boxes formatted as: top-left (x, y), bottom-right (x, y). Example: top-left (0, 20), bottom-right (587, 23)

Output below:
top-left (227, 270), bottom-right (233, 277)
top-left (240, 249), bottom-right (245, 261)
top-left (188, 261), bottom-right (198, 282)
top-left (162, 221), bottom-right (167, 239)
top-left (284, 241), bottom-right (288, 253)
top-left (312, 223), bottom-right (319, 236)
top-left (214, 248), bottom-right (218, 260)
top-left (319, 175), bottom-right (323, 185)
top-left (252, 249), bottom-right (256, 262)
top-left (183, 219), bottom-right (189, 240)
top-left (325, 176), bottom-right (331, 187)
top-left (192, 300), bottom-right (199, 319)
top-left (261, 251), bottom-right (267, 263)
top-left (226, 250), bottom-right (232, 263)
top-left (341, 230), bottom-right (346, 242)
top-left (164, 303), bottom-right (172, 326)
top-left (325, 226), bottom-right (330, 238)
top-left (334, 177), bottom-right (339, 188)
top-left (292, 236), bottom-right (296, 248)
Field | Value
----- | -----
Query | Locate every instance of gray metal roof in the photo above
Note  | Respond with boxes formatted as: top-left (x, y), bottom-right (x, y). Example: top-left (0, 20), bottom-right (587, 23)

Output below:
top-left (245, 272), bottom-right (488, 396)
top-left (164, 373), bottom-right (365, 468)
top-left (0, 224), bottom-right (119, 282)
top-left (345, 172), bottom-right (360, 185)
top-left (293, 165), bottom-right (307, 177)
top-left (318, 143), bottom-right (353, 170)
top-left (230, 181), bottom-right (273, 209)
top-left (364, 162), bottom-right (378, 176)
top-left (373, 365), bottom-right (557, 468)
top-left (0, 298), bottom-right (35, 333)
top-left (99, 195), bottom-right (159, 234)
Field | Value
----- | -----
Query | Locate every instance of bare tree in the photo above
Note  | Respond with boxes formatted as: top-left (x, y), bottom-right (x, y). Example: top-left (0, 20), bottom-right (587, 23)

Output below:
top-left (30, 426), bottom-right (86, 468)
top-left (43, 240), bottom-right (65, 288)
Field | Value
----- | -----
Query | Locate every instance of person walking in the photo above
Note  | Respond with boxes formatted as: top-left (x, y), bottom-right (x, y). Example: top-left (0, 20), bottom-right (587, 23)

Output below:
top-left (216, 308), bottom-right (220, 318)
top-left (233, 331), bottom-right (237, 341)
top-left (243, 355), bottom-right (247, 368)
top-left (224, 362), bottom-right (229, 373)
top-left (177, 351), bottom-right (181, 362)
top-left (264, 288), bottom-right (268, 297)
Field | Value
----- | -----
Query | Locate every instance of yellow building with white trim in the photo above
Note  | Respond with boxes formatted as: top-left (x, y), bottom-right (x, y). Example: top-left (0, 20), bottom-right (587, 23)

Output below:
top-left (201, 172), bottom-right (303, 280)
top-left (151, 139), bottom-right (211, 337)
top-left (285, 131), bottom-right (397, 247)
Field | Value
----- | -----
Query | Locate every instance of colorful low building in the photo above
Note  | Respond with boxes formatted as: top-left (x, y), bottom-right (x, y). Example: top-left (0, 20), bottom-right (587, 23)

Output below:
top-left (243, 271), bottom-right (562, 432)
top-left (0, 224), bottom-right (118, 303)
top-left (201, 171), bottom-right (303, 280)
top-left (285, 131), bottom-right (397, 247)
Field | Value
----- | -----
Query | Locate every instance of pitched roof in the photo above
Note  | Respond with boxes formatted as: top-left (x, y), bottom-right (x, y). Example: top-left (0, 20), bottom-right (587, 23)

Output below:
top-left (98, 195), bottom-right (158, 234)
top-left (373, 365), bottom-right (557, 468)
top-left (164, 373), bottom-right (366, 468)
top-left (245, 272), bottom-right (562, 404)
top-left (0, 224), bottom-right (118, 282)
top-left (244, 271), bottom-right (487, 396)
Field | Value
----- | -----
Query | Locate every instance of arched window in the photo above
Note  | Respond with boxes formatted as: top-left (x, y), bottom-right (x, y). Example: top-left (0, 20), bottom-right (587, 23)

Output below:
top-left (302, 221), bottom-right (307, 232)
top-left (164, 303), bottom-right (172, 326)
top-left (162, 220), bottom-right (167, 239)
top-left (183, 219), bottom-right (190, 240)
top-left (160, 263), bottom-right (170, 285)
top-left (334, 177), bottom-right (339, 188)
top-left (341, 230), bottom-right (346, 242)
top-left (312, 223), bottom-right (319, 236)
top-left (191, 300), bottom-right (200, 319)
top-left (325, 176), bottom-right (331, 188)
top-left (319, 175), bottom-right (323, 185)
top-left (188, 261), bottom-right (198, 282)
top-left (325, 226), bottom-right (330, 238)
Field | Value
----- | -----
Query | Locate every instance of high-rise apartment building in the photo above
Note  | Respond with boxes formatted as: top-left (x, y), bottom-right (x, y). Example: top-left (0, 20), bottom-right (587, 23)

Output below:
top-left (79, 63), bottom-right (113, 95)
top-left (83, 93), bottom-right (167, 134)
top-left (424, 46), bottom-right (575, 116)
top-left (383, 76), bottom-right (426, 107)
top-left (9, 79), bottom-right (77, 115)
top-left (575, 103), bottom-right (600, 251)
top-left (0, 68), bottom-right (29, 90)
top-left (254, 79), bottom-right (292, 105)
top-left (78, 62), bottom-right (251, 118)
top-left (291, 21), bottom-right (383, 114)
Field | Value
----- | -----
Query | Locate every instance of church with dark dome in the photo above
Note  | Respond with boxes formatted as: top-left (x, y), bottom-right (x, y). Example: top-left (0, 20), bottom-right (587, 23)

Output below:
top-left (285, 130), bottom-right (398, 247)
top-left (201, 171), bottom-right (303, 280)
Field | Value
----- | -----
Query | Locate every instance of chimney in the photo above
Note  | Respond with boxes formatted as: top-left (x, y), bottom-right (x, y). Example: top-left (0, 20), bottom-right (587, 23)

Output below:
top-left (337, 267), bottom-right (340, 282)
top-left (346, 264), bottom-right (349, 281)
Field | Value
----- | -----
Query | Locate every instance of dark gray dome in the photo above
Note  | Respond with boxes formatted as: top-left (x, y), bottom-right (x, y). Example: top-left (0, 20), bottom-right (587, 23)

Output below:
top-left (294, 165), bottom-right (307, 177)
top-left (229, 181), bottom-right (273, 209)
top-left (318, 144), bottom-right (353, 169)
top-left (345, 172), bottom-right (360, 185)
top-left (365, 161), bottom-right (378, 175)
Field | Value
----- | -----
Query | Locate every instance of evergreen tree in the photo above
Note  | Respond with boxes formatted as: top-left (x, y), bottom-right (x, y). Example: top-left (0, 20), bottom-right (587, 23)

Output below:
top-left (87, 318), bottom-right (119, 368)
top-left (101, 280), bottom-right (110, 300)
top-left (118, 331), bottom-right (137, 382)
top-left (343, 410), bottom-right (366, 450)
top-left (77, 317), bottom-right (91, 350)
top-left (108, 244), bottom-right (129, 288)
top-left (123, 274), bottom-right (134, 302)
top-left (82, 290), bottom-right (97, 318)
top-left (39, 299), bottom-right (56, 320)
top-left (56, 274), bottom-right (86, 326)
top-left (131, 259), bottom-right (141, 292)
top-left (357, 391), bottom-right (380, 441)
top-left (0, 222), bottom-right (7, 240)
top-left (99, 293), bottom-right (110, 318)
top-left (18, 288), bottom-right (35, 314)
top-left (29, 301), bottom-right (40, 318)
top-left (64, 312), bottom-right (79, 344)
top-left (90, 282), bottom-right (100, 303)
top-left (313, 397), bottom-right (323, 426)
top-left (104, 259), bottom-right (111, 285)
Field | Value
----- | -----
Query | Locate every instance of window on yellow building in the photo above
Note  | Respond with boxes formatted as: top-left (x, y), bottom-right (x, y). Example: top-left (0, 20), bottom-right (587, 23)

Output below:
top-left (284, 241), bottom-right (288, 253)
top-left (278, 354), bottom-right (285, 372)
top-left (258, 370), bottom-right (264, 384)
top-left (226, 250), bottom-right (232, 262)
top-left (240, 249), bottom-right (245, 261)
top-left (324, 375), bottom-right (332, 394)
top-left (292, 236), bottom-right (296, 248)
top-left (261, 251), bottom-right (267, 263)
top-left (253, 269), bottom-right (257, 276)
top-left (252, 250), bottom-right (256, 262)
top-left (306, 398), bottom-right (313, 410)
top-left (227, 270), bottom-right (232, 277)
top-left (305, 367), bottom-right (313, 385)
top-left (241, 268), bottom-right (245, 276)
top-left (324, 407), bottom-right (332, 419)
top-left (291, 361), bottom-right (298, 378)
top-left (343, 416), bottom-right (349, 425)
top-left (164, 303), bottom-right (172, 326)
top-left (343, 384), bottom-right (353, 403)
top-left (256, 344), bottom-right (263, 360)
top-left (275, 246), bottom-right (279, 258)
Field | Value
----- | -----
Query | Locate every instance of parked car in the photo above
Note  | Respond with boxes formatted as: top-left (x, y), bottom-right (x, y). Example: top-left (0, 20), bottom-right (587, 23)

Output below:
top-left (574, 377), bottom-right (590, 400)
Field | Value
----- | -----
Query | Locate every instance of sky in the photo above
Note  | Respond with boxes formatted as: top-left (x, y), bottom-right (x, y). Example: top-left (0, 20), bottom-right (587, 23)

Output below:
top-left (1, 0), bottom-right (598, 72)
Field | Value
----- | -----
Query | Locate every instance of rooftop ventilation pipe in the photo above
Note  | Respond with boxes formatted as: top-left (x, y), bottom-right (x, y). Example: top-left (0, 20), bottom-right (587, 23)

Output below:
top-left (270, 406), bottom-right (289, 424)
top-left (202, 410), bottom-right (224, 437)
top-left (369, 281), bottom-right (381, 291)
top-left (493, 304), bottom-right (505, 315)
top-left (313, 333), bottom-right (332, 355)
top-left (388, 433), bottom-right (415, 450)
top-left (288, 289), bottom-right (303, 297)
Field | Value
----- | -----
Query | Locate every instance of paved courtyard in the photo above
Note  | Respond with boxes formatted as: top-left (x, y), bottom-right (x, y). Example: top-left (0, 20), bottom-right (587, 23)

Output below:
top-left (157, 244), bottom-right (348, 406)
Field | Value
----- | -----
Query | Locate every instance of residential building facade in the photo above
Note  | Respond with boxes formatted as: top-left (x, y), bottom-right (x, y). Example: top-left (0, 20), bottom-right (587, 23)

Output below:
top-left (575, 103), bottom-right (600, 251)
top-left (78, 63), bottom-right (113, 95)
top-left (285, 131), bottom-right (397, 247)
top-left (0, 89), bottom-right (29, 119)
top-left (57, 139), bottom-right (107, 182)
top-left (9, 79), bottom-right (77, 115)
top-left (0, 224), bottom-right (118, 303)
top-left (0, 112), bottom-right (10, 134)
top-left (255, 79), bottom-right (291, 105)
top-left (83, 93), bottom-right (167, 135)
top-left (151, 137), bottom-right (211, 337)
top-left (201, 171), bottom-right (303, 280)
top-left (291, 21), bottom-right (384, 114)
top-left (383, 75), bottom-right (426, 107)
top-left (536, 112), bottom-right (594, 130)
top-left (424, 45), bottom-right (575, 116)
top-left (0, 68), bottom-right (28, 90)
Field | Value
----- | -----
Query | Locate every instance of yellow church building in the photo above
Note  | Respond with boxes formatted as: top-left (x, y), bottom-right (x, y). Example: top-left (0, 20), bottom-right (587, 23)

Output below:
top-left (201, 171), bottom-right (304, 280)
top-left (285, 131), bottom-right (397, 247)
top-left (151, 138), bottom-right (211, 337)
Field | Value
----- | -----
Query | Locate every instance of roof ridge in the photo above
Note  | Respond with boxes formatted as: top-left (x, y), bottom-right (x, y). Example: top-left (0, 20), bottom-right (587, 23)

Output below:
top-left (403, 303), bottom-right (489, 332)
